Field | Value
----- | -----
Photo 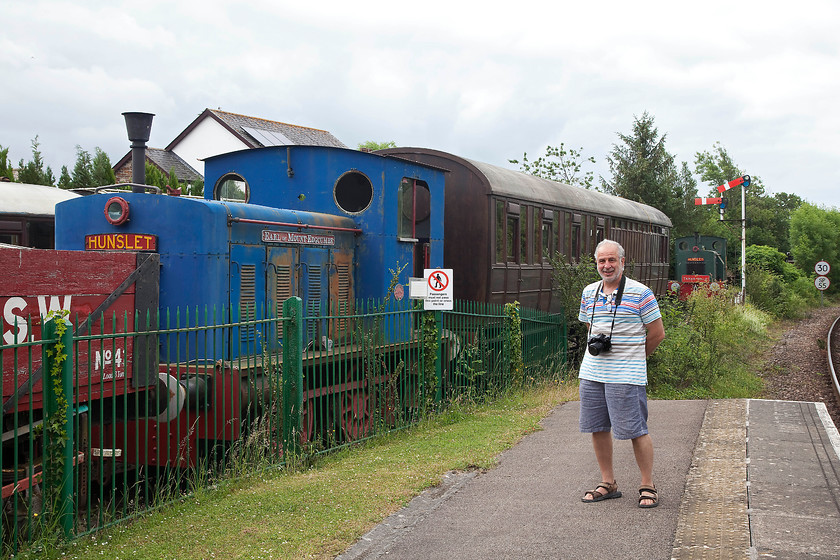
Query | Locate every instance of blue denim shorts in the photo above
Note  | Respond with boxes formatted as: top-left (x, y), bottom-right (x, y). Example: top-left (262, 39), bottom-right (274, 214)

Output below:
top-left (579, 378), bottom-right (649, 440)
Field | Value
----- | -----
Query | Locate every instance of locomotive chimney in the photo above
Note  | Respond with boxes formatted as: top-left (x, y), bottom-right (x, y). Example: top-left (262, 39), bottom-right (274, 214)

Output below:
top-left (122, 112), bottom-right (155, 193)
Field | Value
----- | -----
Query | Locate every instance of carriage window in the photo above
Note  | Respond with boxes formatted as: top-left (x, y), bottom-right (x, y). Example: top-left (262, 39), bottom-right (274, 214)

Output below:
top-left (571, 223), bottom-right (581, 260)
top-left (0, 232), bottom-right (20, 245)
top-left (520, 206), bottom-right (528, 264)
top-left (533, 207), bottom-right (542, 263)
top-left (507, 203), bottom-right (520, 263)
top-left (0, 220), bottom-right (22, 245)
top-left (507, 215), bottom-right (519, 263)
top-left (561, 211), bottom-right (571, 257)
top-left (496, 200), bottom-right (505, 263)
top-left (214, 173), bottom-right (249, 202)
top-left (542, 213), bottom-right (554, 262)
top-left (334, 170), bottom-right (373, 214)
top-left (398, 178), bottom-right (430, 240)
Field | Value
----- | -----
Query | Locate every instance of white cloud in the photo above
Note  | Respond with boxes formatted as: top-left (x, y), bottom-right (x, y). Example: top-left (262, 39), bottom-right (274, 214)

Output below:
top-left (1, 0), bottom-right (839, 208)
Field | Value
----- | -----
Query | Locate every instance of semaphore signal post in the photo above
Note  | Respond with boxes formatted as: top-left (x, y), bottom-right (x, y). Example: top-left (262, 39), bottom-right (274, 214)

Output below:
top-left (695, 174), bottom-right (750, 303)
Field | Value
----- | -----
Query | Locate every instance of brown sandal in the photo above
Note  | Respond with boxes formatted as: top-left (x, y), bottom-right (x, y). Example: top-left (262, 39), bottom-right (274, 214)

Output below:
top-left (581, 480), bottom-right (622, 503)
top-left (638, 485), bottom-right (659, 508)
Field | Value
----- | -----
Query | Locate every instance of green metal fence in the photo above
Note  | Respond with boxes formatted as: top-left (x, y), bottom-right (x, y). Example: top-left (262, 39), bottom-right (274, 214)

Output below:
top-left (0, 298), bottom-right (565, 554)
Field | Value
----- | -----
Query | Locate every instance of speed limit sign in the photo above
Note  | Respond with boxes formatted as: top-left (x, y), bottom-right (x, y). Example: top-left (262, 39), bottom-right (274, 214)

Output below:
top-left (815, 276), bottom-right (830, 291)
top-left (815, 261), bottom-right (831, 275)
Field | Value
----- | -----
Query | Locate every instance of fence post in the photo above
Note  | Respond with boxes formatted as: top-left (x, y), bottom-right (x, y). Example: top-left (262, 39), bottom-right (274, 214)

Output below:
top-left (41, 315), bottom-right (74, 539)
top-left (282, 297), bottom-right (304, 455)
top-left (434, 310), bottom-right (443, 403)
top-left (504, 302), bottom-right (523, 386)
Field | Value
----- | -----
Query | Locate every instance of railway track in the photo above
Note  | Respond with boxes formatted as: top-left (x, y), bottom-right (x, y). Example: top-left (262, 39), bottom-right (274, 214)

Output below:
top-left (829, 314), bottom-right (840, 414)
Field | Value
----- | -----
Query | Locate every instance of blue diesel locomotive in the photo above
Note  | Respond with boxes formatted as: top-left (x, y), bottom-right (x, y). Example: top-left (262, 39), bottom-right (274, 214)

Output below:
top-left (55, 146), bottom-right (446, 362)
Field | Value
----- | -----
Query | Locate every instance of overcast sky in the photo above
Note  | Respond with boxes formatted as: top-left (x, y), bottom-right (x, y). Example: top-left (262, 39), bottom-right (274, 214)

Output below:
top-left (3, 0), bottom-right (839, 210)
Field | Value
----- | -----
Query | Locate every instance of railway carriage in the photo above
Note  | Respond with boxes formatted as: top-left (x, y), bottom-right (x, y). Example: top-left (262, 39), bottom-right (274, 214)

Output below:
top-left (0, 181), bottom-right (80, 248)
top-left (377, 148), bottom-right (672, 312)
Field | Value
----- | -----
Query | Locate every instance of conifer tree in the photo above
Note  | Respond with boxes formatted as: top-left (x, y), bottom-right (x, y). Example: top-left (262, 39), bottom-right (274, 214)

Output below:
top-left (57, 165), bottom-right (72, 189)
top-left (70, 146), bottom-right (95, 189)
top-left (17, 136), bottom-right (54, 185)
top-left (92, 147), bottom-right (116, 186)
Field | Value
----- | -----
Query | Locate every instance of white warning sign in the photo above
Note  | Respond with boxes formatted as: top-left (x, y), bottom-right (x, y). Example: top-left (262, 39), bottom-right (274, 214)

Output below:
top-left (423, 269), bottom-right (453, 310)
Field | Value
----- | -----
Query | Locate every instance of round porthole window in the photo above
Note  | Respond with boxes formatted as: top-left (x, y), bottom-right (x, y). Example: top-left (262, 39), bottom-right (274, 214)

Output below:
top-left (214, 173), bottom-right (249, 202)
top-left (334, 171), bottom-right (373, 214)
top-left (104, 196), bottom-right (130, 225)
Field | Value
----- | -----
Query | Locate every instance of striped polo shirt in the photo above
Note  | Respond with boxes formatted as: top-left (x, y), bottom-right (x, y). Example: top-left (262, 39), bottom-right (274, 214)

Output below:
top-left (577, 276), bottom-right (662, 386)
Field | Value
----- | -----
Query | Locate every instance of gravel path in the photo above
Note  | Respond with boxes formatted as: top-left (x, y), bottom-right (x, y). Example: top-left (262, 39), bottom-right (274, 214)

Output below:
top-left (758, 303), bottom-right (840, 427)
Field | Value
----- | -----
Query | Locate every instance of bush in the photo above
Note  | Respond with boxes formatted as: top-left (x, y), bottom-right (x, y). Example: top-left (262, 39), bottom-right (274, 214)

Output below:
top-left (648, 288), bottom-right (770, 397)
top-left (744, 245), bottom-right (816, 319)
top-left (549, 252), bottom-right (600, 365)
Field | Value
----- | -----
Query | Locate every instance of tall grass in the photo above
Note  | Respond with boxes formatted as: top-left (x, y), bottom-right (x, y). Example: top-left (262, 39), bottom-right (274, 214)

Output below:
top-left (648, 287), bottom-right (769, 399)
top-left (33, 382), bottom-right (576, 560)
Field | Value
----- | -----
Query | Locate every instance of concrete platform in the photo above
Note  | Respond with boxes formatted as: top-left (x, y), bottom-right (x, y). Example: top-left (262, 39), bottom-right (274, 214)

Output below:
top-left (337, 399), bottom-right (840, 560)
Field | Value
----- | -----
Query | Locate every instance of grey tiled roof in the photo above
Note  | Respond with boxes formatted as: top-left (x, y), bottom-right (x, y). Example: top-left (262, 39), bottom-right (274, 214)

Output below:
top-left (209, 109), bottom-right (347, 148)
top-left (145, 148), bottom-right (202, 182)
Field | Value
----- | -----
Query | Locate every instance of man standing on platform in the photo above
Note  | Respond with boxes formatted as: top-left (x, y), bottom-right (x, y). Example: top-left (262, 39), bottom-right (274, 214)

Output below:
top-left (578, 239), bottom-right (665, 508)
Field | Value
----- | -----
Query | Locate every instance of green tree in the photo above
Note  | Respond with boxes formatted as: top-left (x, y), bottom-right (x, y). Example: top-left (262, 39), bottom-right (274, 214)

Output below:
top-left (17, 136), bottom-right (55, 185)
top-left (744, 245), bottom-right (813, 317)
top-left (601, 112), bottom-right (699, 239)
top-left (0, 144), bottom-right (15, 181)
top-left (186, 178), bottom-right (204, 197)
top-left (57, 165), bottom-right (72, 189)
top-left (144, 161), bottom-right (166, 191)
top-left (358, 140), bottom-right (396, 151)
top-left (694, 142), bottom-right (802, 255)
top-left (509, 143), bottom-right (597, 189)
top-left (70, 146), bottom-right (95, 189)
top-left (789, 203), bottom-right (840, 293)
top-left (92, 147), bottom-right (116, 186)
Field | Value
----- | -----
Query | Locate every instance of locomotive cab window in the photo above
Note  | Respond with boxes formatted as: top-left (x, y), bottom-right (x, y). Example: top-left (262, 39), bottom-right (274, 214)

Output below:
top-left (398, 178), bottom-right (430, 240)
top-left (334, 171), bottom-right (373, 214)
top-left (214, 173), bottom-right (249, 203)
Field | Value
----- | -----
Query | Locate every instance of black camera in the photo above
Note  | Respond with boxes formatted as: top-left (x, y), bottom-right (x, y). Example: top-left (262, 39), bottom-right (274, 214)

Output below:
top-left (587, 333), bottom-right (612, 356)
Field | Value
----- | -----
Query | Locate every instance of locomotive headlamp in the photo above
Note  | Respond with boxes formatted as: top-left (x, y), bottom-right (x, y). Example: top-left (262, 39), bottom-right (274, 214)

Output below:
top-left (104, 196), bottom-right (130, 225)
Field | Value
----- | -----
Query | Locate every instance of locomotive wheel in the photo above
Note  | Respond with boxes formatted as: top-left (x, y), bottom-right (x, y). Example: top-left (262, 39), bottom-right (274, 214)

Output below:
top-left (341, 390), bottom-right (372, 441)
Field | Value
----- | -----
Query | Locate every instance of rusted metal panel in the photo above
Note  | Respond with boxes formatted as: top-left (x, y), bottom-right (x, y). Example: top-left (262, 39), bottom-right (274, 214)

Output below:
top-left (1, 247), bottom-right (154, 411)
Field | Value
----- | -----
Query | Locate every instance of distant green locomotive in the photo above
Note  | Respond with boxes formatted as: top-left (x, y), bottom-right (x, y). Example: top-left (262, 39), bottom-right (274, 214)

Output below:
top-left (670, 235), bottom-right (727, 297)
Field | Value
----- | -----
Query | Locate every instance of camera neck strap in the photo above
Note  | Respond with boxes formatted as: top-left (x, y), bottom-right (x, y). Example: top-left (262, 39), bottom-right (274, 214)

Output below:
top-left (587, 274), bottom-right (626, 338)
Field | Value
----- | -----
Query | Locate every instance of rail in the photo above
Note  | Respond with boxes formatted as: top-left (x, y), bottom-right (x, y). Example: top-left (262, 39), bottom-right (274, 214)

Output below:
top-left (828, 315), bottom-right (840, 406)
